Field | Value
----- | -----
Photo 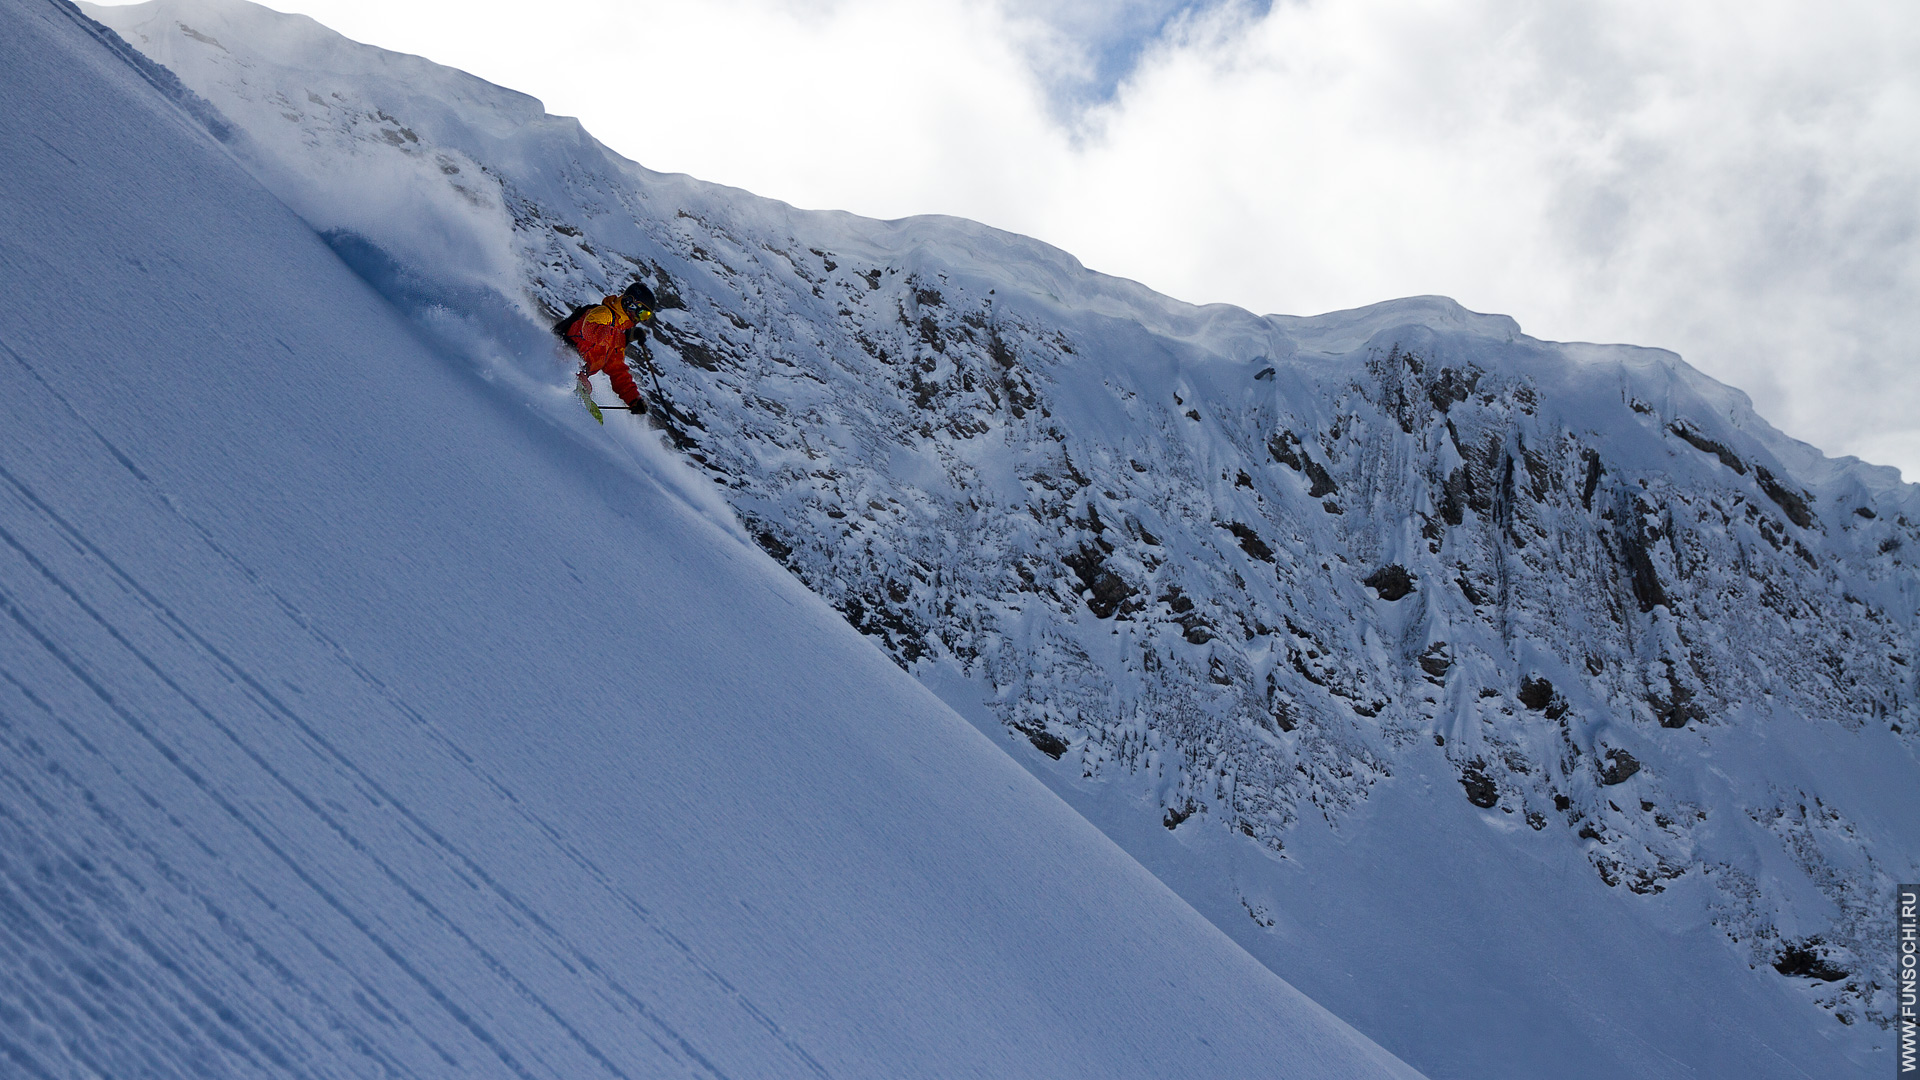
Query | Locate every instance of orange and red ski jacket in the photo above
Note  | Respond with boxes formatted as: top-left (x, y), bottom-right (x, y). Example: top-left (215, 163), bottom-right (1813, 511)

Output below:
top-left (564, 296), bottom-right (642, 405)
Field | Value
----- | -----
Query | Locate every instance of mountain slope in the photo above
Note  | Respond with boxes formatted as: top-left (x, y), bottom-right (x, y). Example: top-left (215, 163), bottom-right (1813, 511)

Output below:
top-left (82, 1), bottom-right (1920, 1076)
top-left (0, 1), bottom-right (1427, 1077)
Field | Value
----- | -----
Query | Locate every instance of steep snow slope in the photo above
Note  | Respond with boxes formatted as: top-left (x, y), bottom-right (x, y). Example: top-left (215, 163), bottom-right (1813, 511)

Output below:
top-left (84, 1), bottom-right (1920, 1076)
top-left (0, 2), bottom-right (1430, 1077)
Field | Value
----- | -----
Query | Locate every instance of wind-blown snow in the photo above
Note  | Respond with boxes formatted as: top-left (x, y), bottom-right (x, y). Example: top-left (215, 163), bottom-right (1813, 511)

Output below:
top-left (0, 1), bottom-right (1431, 1077)
top-left (68, 1), bottom-right (1920, 1077)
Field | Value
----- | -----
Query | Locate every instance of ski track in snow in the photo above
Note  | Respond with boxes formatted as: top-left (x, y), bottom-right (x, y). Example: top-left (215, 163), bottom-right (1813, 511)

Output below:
top-left (0, 346), bottom-right (788, 1079)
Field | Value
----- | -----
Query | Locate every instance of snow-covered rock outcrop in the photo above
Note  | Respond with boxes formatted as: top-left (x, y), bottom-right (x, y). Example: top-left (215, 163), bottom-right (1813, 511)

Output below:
top-left (86, 1), bottom-right (1920, 1075)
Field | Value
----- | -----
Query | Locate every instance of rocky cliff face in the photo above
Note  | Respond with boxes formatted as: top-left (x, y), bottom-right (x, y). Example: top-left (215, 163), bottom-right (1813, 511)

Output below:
top-left (96, 0), bottom-right (1920, 1063)
top-left (622, 241), bottom-right (1918, 1030)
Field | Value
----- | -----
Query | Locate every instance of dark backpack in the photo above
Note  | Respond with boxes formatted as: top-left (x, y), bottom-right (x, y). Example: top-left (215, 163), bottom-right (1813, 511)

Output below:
top-left (552, 303), bottom-right (595, 341)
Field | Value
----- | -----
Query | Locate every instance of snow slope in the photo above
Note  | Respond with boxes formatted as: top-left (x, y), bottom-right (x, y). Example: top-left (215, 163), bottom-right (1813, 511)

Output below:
top-left (79, 1), bottom-right (1920, 1076)
top-left (0, 2), bottom-right (1427, 1077)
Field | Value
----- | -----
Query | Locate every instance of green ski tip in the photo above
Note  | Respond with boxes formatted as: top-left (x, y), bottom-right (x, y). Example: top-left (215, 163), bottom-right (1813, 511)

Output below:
top-left (575, 382), bottom-right (604, 424)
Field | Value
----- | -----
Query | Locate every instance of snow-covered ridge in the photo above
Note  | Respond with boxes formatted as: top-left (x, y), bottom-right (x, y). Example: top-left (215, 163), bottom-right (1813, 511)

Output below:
top-left (84, 1), bottom-right (1920, 1075)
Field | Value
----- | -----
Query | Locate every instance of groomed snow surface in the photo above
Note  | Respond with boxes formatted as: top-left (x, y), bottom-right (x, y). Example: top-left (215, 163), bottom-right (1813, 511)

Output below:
top-left (0, 2), bottom-right (1424, 1077)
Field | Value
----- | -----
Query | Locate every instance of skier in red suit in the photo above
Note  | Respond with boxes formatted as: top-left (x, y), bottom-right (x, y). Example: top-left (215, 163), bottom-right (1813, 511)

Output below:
top-left (561, 281), bottom-right (656, 414)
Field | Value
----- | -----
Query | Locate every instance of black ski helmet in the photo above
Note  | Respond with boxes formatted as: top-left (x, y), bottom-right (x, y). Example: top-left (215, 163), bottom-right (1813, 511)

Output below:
top-left (622, 280), bottom-right (657, 314)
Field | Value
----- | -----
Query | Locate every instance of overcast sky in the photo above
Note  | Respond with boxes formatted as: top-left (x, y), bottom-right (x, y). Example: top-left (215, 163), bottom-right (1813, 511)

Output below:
top-left (110, 0), bottom-right (1920, 478)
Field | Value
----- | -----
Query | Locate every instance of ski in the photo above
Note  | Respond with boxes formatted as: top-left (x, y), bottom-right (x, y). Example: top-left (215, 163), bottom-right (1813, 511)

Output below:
top-left (574, 381), bottom-right (604, 424)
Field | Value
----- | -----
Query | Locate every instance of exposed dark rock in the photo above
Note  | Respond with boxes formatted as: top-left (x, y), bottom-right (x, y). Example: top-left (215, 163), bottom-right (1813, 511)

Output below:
top-left (1518, 676), bottom-right (1555, 711)
top-left (752, 527), bottom-right (793, 563)
top-left (1222, 521), bottom-right (1275, 562)
top-left (1459, 762), bottom-right (1499, 808)
top-left (917, 316), bottom-right (947, 352)
top-left (1455, 573), bottom-right (1488, 606)
top-left (1267, 432), bottom-right (1300, 469)
top-left (1598, 748), bottom-right (1641, 786)
top-left (992, 343), bottom-right (1038, 417)
top-left (1363, 564), bottom-right (1415, 601)
top-left (675, 337), bottom-right (724, 371)
top-left (1371, 346), bottom-right (1420, 432)
top-left (1270, 430), bottom-right (1339, 496)
top-left (1651, 666), bottom-right (1704, 728)
top-left (1163, 803), bottom-right (1194, 829)
top-left (1441, 466), bottom-right (1474, 525)
top-left (1754, 466), bottom-right (1816, 529)
top-left (1027, 730), bottom-right (1068, 759)
top-left (1289, 650), bottom-right (1325, 685)
top-left (1163, 587), bottom-right (1215, 643)
top-left (1521, 446), bottom-right (1554, 503)
top-left (1427, 366), bottom-right (1474, 412)
top-left (1653, 692), bottom-right (1697, 728)
top-left (840, 586), bottom-right (927, 665)
top-left (1624, 865), bottom-right (1678, 895)
top-left (1272, 699), bottom-right (1297, 733)
top-left (1419, 642), bottom-right (1453, 680)
top-left (1853, 506), bottom-right (1876, 519)
top-left (1669, 423), bottom-right (1747, 474)
top-left (1497, 455), bottom-right (1519, 544)
top-left (1773, 939), bottom-right (1848, 982)
top-left (1580, 450), bottom-right (1603, 510)
top-left (1790, 539), bottom-right (1817, 569)
top-left (1263, 669), bottom-right (1299, 732)
top-left (1619, 521), bottom-right (1670, 613)
top-left (1302, 458), bottom-right (1338, 498)
top-left (1063, 544), bottom-right (1136, 619)
top-left (1419, 513), bottom-right (1443, 547)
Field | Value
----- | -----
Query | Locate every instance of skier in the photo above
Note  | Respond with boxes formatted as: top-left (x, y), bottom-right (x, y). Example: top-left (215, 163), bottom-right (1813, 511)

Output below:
top-left (557, 281), bottom-right (657, 418)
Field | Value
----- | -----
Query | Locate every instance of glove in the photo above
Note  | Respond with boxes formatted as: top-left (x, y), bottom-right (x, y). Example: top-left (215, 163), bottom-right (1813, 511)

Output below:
top-left (628, 396), bottom-right (649, 415)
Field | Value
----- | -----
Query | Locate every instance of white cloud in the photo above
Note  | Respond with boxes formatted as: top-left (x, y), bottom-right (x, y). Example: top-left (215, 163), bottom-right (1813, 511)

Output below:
top-left (100, 0), bottom-right (1920, 476)
top-left (1050, 0), bottom-right (1920, 478)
